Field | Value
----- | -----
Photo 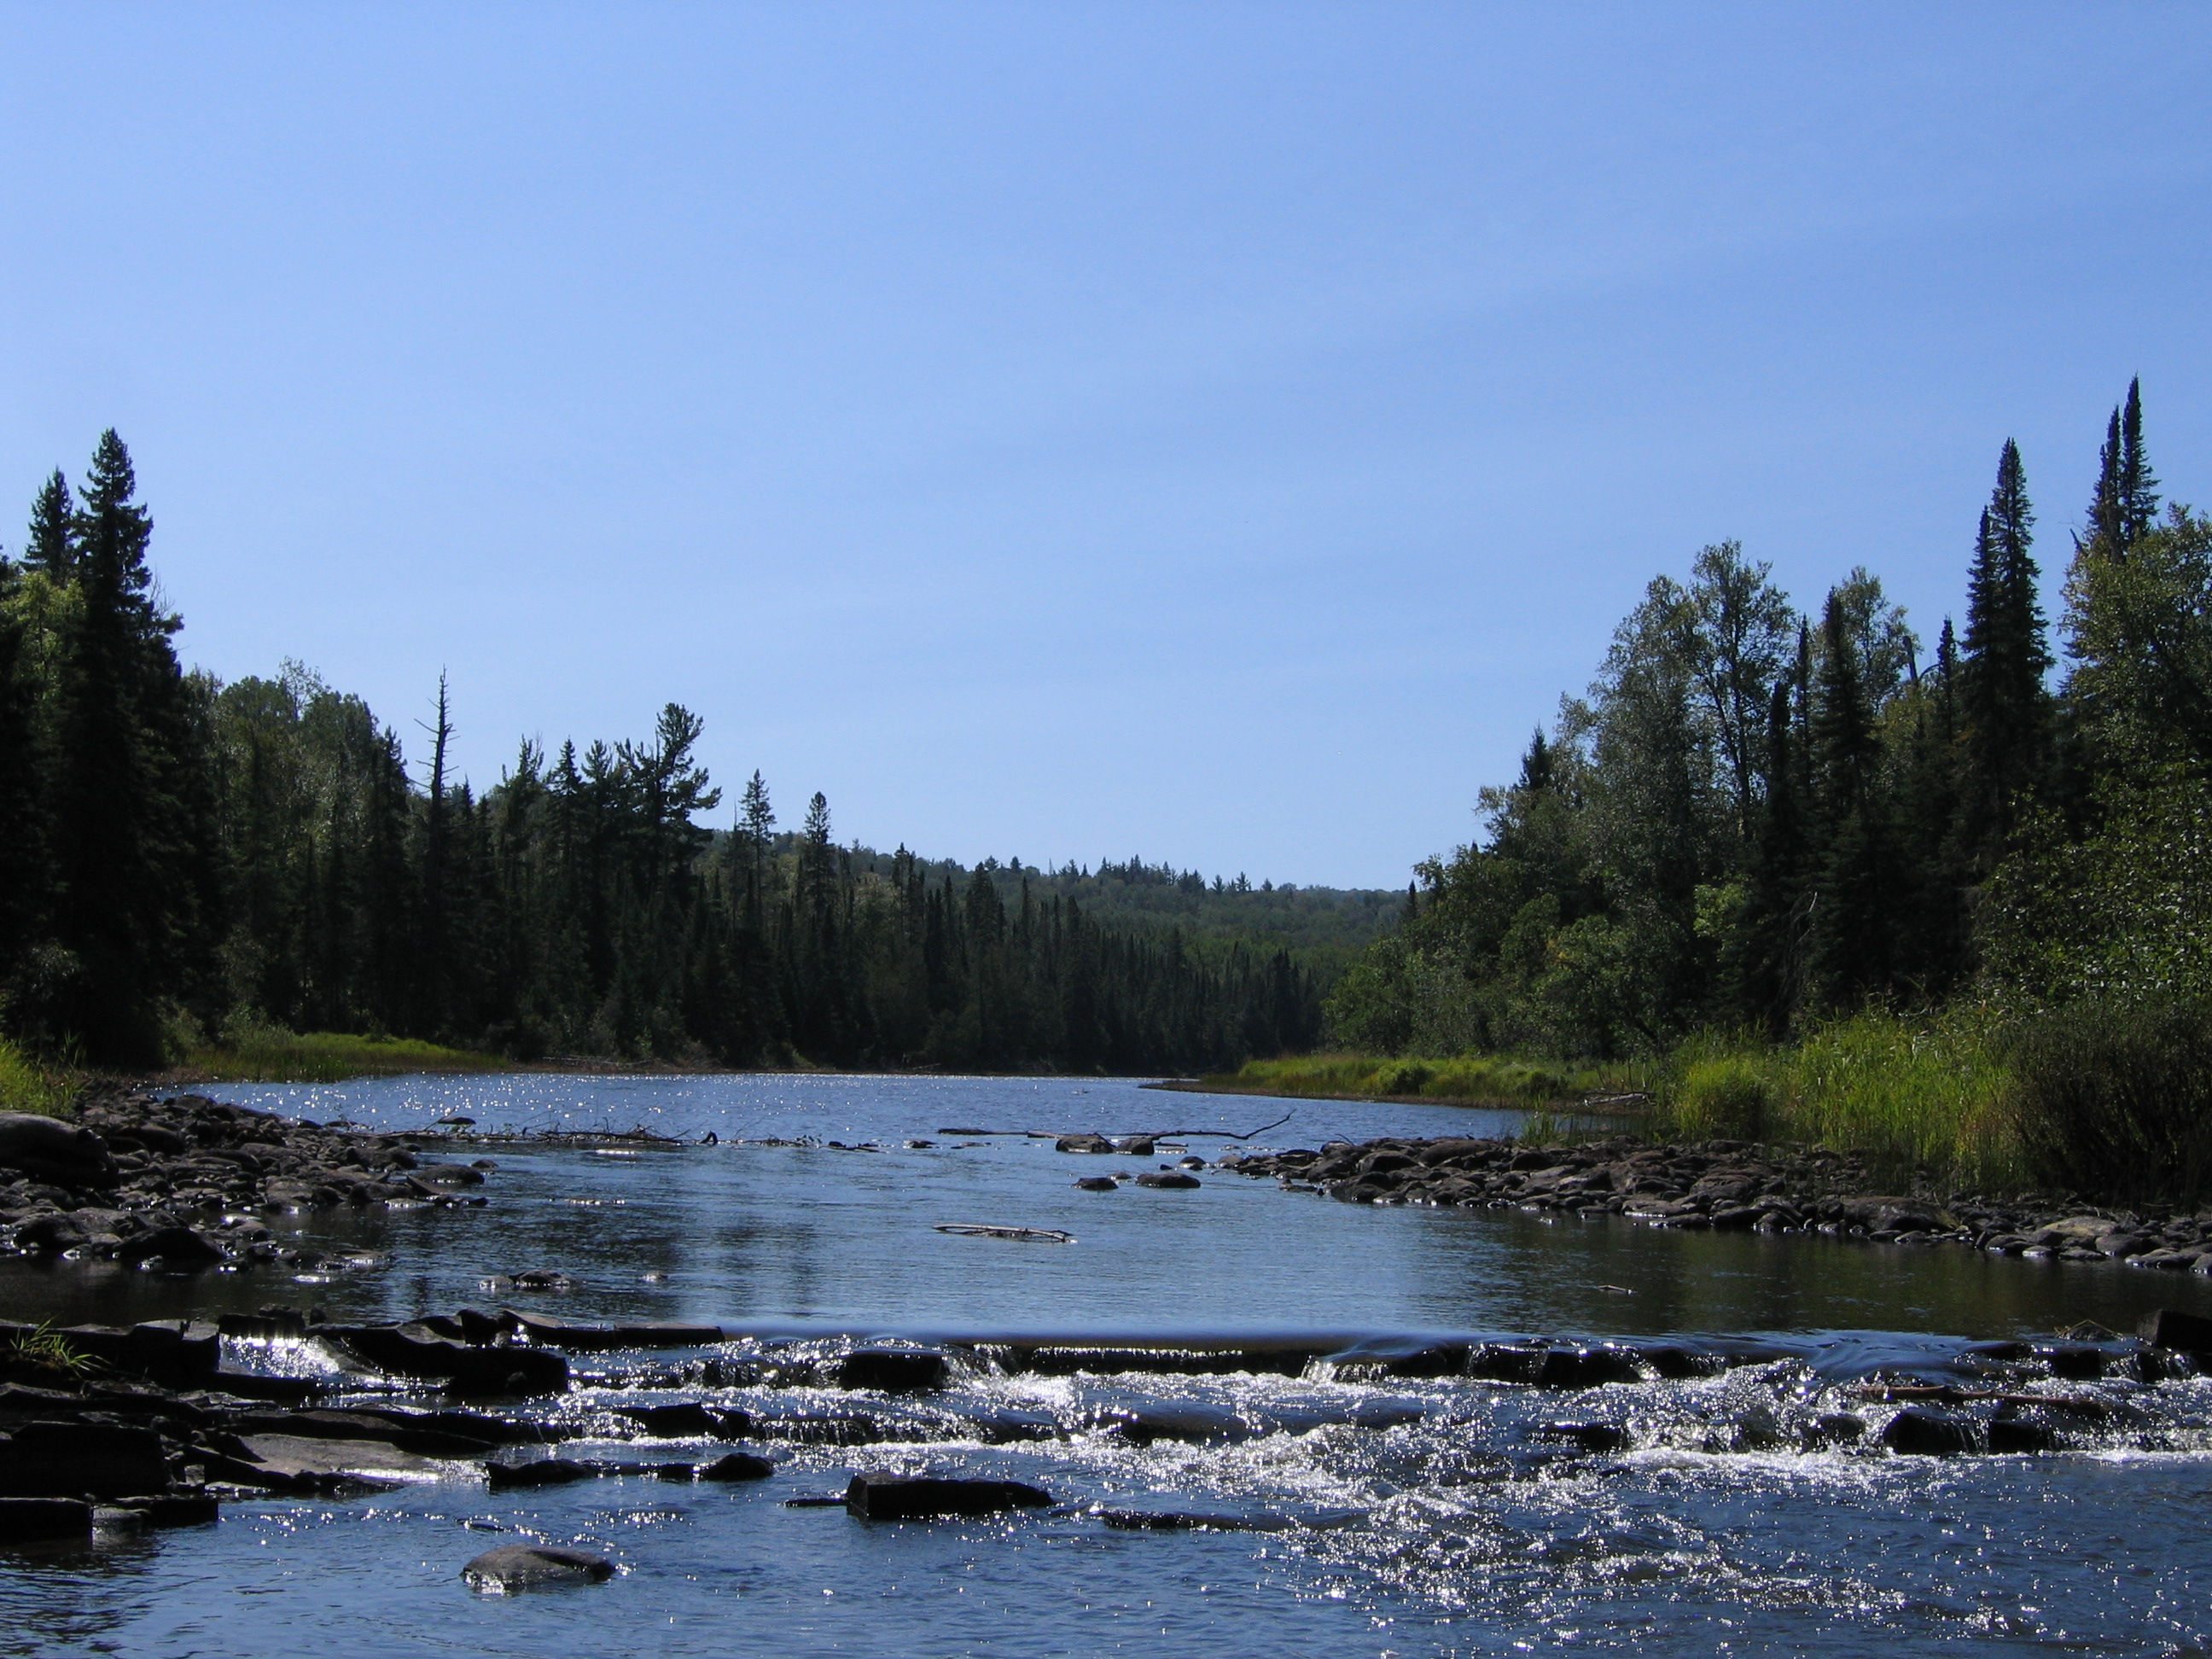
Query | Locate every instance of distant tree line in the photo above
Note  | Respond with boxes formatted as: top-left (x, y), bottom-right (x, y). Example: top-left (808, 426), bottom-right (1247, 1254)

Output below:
top-left (0, 434), bottom-right (1322, 1070)
top-left (1331, 381), bottom-right (2212, 1057)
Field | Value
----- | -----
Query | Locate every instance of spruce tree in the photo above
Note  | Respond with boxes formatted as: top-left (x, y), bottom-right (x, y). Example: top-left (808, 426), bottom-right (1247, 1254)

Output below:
top-left (22, 471), bottom-right (75, 579)
top-left (2083, 378), bottom-right (2160, 558)
top-left (55, 432), bottom-right (177, 1061)
top-left (1807, 588), bottom-right (1893, 1003)
top-left (1959, 439), bottom-right (2051, 859)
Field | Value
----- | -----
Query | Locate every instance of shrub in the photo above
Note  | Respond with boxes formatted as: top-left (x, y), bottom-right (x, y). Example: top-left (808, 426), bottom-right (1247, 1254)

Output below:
top-left (2010, 996), bottom-right (2212, 1205)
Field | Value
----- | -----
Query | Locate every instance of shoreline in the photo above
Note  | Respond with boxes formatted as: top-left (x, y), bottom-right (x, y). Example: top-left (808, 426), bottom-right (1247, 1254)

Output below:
top-left (1216, 1132), bottom-right (2212, 1275)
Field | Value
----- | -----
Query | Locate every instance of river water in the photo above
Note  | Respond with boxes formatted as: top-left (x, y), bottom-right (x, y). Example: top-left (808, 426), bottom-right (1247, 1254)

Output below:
top-left (3, 1073), bottom-right (2209, 1656)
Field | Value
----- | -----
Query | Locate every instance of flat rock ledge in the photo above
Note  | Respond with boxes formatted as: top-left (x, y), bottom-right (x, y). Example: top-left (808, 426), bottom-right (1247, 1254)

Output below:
top-left (1219, 1134), bottom-right (2212, 1271)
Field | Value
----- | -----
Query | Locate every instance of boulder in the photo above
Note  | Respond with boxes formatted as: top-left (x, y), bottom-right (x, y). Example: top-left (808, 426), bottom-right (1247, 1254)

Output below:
top-left (484, 1458), bottom-right (594, 1490)
top-left (114, 1226), bottom-right (225, 1269)
top-left (11, 1214), bottom-right (88, 1253)
top-left (700, 1452), bottom-right (775, 1481)
top-left (618, 1402), bottom-right (723, 1437)
top-left (1988, 1417), bottom-right (2058, 1453)
top-left (836, 1348), bottom-right (948, 1392)
top-left (2139, 1307), bottom-right (2212, 1353)
top-left (413, 1163), bottom-right (486, 1186)
top-left (461, 1544), bottom-right (614, 1591)
top-left (1111, 1137), bottom-right (1155, 1155)
top-left (0, 1497), bottom-right (93, 1543)
top-left (1054, 1134), bottom-right (1115, 1154)
top-left (1072, 1176), bottom-right (1118, 1192)
top-left (0, 1422), bottom-right (172, 1498)
top-left (1880, 1408), bottom-right (1984, 1457)
top-left (0, 1114), bottom-right (113, 1187)
top-left (843, 1473), bottom-right (1052, 1521)
top-left (1133, 1172), bottom-right (1200, 1190)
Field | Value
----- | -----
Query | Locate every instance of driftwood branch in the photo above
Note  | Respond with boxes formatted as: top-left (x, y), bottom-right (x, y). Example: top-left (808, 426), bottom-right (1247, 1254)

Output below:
top-left (935, 1109), bottom-right (1294, 1143)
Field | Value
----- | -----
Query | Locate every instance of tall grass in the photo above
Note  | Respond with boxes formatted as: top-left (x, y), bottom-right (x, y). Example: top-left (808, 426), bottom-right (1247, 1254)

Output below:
top-left (187, 1022), bottom-right (507, 1084)
top-left (1217, 1051), bottom-right (1644, 1107)
top-left (0, 1037), bottom-right (71, 1118)
top-left (1652, 1009), bottom-right (2019, 1188)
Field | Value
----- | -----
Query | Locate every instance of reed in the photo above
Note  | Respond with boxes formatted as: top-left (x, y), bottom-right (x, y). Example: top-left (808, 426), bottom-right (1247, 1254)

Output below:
top-left (1217, 1051), bottom-right (1641, 1107)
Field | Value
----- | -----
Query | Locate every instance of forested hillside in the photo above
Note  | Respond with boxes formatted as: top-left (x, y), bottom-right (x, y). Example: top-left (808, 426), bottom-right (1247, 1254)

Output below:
top-left (1330, 381), bottom-right (2209, 1063)
top-left (0, 435), bottom-right (1342, 1073)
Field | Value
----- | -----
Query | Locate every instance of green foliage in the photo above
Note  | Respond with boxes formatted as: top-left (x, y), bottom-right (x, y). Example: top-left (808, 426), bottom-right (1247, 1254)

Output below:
top-left (1223, 1051), bottom-right (1615, 1106)
top-left (0, 1037), bottom-right (68, 1117)
top-left (2008, 996), bottom-right (2212, 1205)
top-left (188, 1018), bottom-right (506, 1084)
top-left (3, 1322), bottom-right (93, 1382)
top-left (1650, 1010), bottom-right (2017, 1186)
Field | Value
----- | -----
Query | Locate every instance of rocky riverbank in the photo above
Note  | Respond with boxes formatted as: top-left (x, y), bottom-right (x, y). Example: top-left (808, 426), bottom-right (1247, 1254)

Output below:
top-left (1216, 1133), bottom-right (2212, 1272)
top-left (0, 1086), bottom-right (494, 1272)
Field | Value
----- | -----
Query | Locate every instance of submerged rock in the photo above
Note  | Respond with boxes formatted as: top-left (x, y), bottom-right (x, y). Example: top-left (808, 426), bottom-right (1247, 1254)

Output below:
top-left (844, 1473), bottom-right (1052, 1521)
top-left (461, 1544), bottom-right (614, 1591)
top-left (1880, 1408), bottom-right (1984, 1457)
top-left (835, 1348), bottom-right (948, 1393)
top-left (0, 1497), bottom-right (93, 1543)
top-left (1133, 1172), bottom-right (1200, 1190)
top-left (700, 1452), bottom-right (775, 1481)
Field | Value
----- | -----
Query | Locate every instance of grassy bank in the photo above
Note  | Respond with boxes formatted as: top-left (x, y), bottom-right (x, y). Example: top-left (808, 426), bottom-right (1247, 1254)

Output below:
top-left (1242, 998), bottom-right (2212, 1203)
top-left (184, 1027), bottom-right (509, 1084)
top-left (0, 1038), bottom-right (72, 1118)
top-left (1202, 1051), bottom-right (1649, 1109)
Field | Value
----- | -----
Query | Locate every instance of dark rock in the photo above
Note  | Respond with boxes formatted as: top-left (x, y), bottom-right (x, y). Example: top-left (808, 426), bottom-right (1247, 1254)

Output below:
top-left (1073, 1176), bottom-right (1118, 1191)
top-left (843, 1473), bottom-right (1052, 1520)
top-left (2139, 1307), bottom-right (2212, 1352)
top-left (1802, 1412), bottom-right (1866, 1448)
top-left (1112, 1137), bottom-right (1155, 1155)
top-left (1880, 1408), bottom-right (1984, 1456)
top-left (1988, 1417), bottom-right (2058, 1453)
top-left (114, 1225), bottom-right (225, 1268)
top-left (1055, 1135), bottom-right (1115, 1154)
top-left (1133, 1172), bottom-right (1201, 1190)
top-left (484, 1458), bottom-right (594, 1490)
top-left (0, 1421), bottom-right (172, 1497)
top-left (1533, 1421), bottom-right (1628, 1452)
top-left (836, 1348), bottom-right (947, 1392)
top-left (11, 1214), bottom-right (88, 1253)
top-left (461, 1544), bottom-right (614, 1590)
top-left (414, 1163), bottom-right (486, 1186)
top-left (0, 1497), bottom-right (93, 1542)
top-left (0, 1114), bottom-right (114, 1187)
top-left (618, 1402), bottom-right (723, 1437)
top-left (1097, 1402), bottom-right (1248, 1446)
top-left (1729, 1406), bottom-right (1787, 1452)
top-left (700, 1452), bottom-right (775, 1481)
top-left (2045, 1346), bottom-right (2109, 1380)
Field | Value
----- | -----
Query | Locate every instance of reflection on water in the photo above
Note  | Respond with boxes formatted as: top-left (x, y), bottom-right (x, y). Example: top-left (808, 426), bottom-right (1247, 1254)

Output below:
top-left (2, 1073), bottom-right (2209, 1656)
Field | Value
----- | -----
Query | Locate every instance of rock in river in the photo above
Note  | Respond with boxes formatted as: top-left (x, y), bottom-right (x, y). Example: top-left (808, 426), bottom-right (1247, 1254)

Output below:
top-left (0, 1497), bottom-right (94, 1543)
top-left (461, 1544), bottom-right (614, 1591)
top-left (844, 1473), bottom-right (1052, 1520)
top-left (1880, 1408), bottom-right (1985, 1457)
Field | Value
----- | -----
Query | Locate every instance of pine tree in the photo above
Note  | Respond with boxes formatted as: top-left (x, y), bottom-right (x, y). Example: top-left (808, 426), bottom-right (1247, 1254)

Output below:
top-left (1959, 439), bottom-right (2051, 859)
top-left (1807, 588), bottom-right (1893, 1004)
top-left (0, 556), bottom-right (50, 990)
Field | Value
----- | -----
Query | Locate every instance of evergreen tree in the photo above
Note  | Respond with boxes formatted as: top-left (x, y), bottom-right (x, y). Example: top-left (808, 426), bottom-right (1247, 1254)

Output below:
top-left (54, 432), bottom-right (187, 1060)
top-left (22, 472), bottom-right (74, 580)
top-left (1959, 440), bottom-right (2052, 859)
top-left (2084, 377), bottom-right (2161, 559)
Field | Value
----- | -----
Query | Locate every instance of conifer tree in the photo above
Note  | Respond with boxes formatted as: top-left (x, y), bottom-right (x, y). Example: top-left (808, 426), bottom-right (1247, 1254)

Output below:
top-left (2083, 378), bottom-right (2161, 559)
top-left (22, 471), bottom-right (74, 579)
top-left (55, 432), bottom-right (180, 1060)
top-left (1959, 440), bottom-right (2052, 859)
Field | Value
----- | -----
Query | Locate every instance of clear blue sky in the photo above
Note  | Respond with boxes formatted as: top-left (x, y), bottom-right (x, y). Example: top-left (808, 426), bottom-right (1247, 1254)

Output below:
top-left (3, 5), bottom-right (2206, 888)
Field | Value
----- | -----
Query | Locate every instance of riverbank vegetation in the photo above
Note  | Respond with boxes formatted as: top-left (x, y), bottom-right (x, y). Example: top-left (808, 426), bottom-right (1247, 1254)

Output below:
top-left (1202, 1051), bottom-right (1642, 1109)
top-left (0, 434), bottom-right (1371, 1078)
top-left (180, 1021), bottom-right (508, 1085)
top-left (1321, 381), bottom-right (2212, 1201)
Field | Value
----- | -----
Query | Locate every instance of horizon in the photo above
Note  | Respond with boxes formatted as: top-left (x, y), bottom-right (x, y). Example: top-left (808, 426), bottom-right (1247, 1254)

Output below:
top-left (6, 5), bottom-right (2207, 888)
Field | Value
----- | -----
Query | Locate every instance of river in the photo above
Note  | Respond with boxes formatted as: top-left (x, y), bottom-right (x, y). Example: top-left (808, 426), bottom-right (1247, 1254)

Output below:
top-left (3, 1073), bottom-right (2208, 1656)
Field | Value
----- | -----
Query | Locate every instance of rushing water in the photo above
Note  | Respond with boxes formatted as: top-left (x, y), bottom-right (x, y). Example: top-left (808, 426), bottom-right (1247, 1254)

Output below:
top-left (4, 1074), bottom-right (2210, 1657)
